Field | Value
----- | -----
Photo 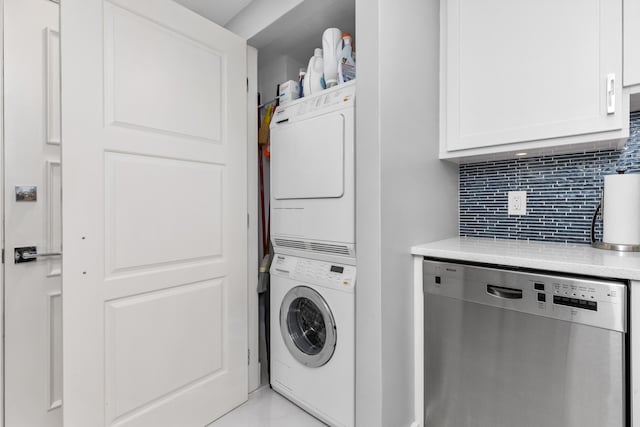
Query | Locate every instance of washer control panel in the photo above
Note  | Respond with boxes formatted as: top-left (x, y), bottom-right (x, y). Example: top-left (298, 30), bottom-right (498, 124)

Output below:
top-left (271, 254), bottom-right (356, 291)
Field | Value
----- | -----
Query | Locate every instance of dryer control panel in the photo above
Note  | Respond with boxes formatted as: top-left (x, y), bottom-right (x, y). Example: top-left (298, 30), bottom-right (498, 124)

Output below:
top-left (271, 254), bottom-right (356, 292)
top-left (271, 80), bottom-right (355, 126)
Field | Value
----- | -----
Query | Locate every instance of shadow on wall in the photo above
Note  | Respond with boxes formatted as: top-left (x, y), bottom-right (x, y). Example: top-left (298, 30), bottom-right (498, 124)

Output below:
top-left (460, 111), bottom-right (640, 244)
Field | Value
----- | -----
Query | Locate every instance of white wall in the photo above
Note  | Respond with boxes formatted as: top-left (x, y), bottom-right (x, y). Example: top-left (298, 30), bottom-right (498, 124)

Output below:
top-left (258, 54), bottom-right (285, 101)
top-left (257, 53), bottom-right (304, 103)
top-left (226, 0), bottom-right (304, 40)
top-left (355, 0), bottom-right (459, 426)
top-left (354, 0), bottom-right (383, 423)
top-left (285, 55), bottom-right (304, 86)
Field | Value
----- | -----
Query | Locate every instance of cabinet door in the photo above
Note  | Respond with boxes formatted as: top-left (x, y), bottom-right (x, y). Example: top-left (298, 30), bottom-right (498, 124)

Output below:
top-left (624, 0), bottom-right (640, 86)
top-left (442, 0), bottom-right (623, 152)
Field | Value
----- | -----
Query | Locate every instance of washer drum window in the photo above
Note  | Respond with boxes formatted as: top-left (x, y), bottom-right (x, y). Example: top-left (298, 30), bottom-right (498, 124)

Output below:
top-left (280, 286), bottom-right (337, 368)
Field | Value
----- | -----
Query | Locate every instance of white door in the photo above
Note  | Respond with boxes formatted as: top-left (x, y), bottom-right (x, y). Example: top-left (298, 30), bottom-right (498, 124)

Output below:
top-left (4, 0), bottom-right (62, 425)
top-left (61, 0), bottom-right (248, 426)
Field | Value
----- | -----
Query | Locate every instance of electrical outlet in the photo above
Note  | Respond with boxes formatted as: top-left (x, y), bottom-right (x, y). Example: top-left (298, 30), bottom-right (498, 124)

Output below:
top-left (508, 191), bottom-right (527, 215)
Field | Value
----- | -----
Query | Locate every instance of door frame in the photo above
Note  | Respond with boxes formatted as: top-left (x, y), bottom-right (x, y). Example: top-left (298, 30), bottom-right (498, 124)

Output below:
top-left (0, 0), bottom-right (5, 424)
top-left (247, 45), bottom-right (260, 393)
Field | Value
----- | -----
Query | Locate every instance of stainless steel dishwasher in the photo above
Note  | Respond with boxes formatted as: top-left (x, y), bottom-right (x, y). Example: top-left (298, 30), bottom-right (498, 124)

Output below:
top-left (423, 259), bottom-right (628, 427)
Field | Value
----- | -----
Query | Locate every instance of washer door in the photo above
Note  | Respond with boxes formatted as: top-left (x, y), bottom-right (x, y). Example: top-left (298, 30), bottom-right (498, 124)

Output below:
top-left (280, 286), bottom-right (337, 368)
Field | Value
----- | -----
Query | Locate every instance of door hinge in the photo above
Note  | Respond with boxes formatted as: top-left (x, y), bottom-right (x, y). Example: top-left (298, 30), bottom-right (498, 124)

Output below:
top-left (248, 349), bottom-right (251, 365)
top-left (247, 77), bottom-right (249, 93)
top-left (1, 249), bottom-right (4, 264)
top-left (247, 213), bottom-right (250, 229)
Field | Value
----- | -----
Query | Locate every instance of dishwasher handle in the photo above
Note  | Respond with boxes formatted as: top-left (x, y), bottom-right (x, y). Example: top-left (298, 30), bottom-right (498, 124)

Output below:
top-left (487, 284), bottom-right (523, 299)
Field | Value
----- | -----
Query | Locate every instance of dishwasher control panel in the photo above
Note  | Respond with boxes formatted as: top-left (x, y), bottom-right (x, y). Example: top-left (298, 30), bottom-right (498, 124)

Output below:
top-left (531, 276), bottom-right (622, 314)
top-left (553, 295), bottom-right (597, 311)
top-left (423, 259), bottom-right (628, 333)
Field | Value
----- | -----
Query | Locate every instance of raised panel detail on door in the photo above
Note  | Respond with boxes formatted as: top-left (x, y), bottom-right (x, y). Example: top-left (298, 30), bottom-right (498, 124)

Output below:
top-left (105, 152), bottom-right (223, 275)
top-left (45, 27), bottom-right (60, 145)
top-left (441, 0), bottom-right (624, 157)
top-left (46, 160), bottom-right (61, 277)
top-left (48, 291), bottom-right (63, 411)
top-left (105, 4), bottom-right (222, 142)
top-left (105, 280), bottom-right (224, 423)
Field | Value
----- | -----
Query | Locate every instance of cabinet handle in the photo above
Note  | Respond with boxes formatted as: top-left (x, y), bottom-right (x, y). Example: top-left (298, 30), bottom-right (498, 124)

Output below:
top-left (607, 73), bottom-right (616, 115)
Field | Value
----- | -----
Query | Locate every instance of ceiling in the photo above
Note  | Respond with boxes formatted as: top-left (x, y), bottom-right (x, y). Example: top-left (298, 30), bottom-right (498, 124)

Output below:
top-left (248, 0), bottom-right (355, 66)
top-left (173, 0), bottom-right (256, 26)
top-left (173, 0), bottom-right (356, 68)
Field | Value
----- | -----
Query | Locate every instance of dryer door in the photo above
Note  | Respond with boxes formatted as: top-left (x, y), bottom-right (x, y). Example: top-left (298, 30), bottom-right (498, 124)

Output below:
top-left (271, 113), bottom-right (345, 200)
top-left (280, 286), bottom-right (337, 368)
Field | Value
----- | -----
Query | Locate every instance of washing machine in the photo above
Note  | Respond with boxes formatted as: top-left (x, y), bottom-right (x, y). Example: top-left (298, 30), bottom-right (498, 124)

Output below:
top-left (270, 253), bottom-right (355, 427)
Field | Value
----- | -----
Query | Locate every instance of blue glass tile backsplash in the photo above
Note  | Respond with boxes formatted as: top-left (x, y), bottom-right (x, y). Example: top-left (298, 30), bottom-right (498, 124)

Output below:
top-left (459, 111), bottom-right (640, 244)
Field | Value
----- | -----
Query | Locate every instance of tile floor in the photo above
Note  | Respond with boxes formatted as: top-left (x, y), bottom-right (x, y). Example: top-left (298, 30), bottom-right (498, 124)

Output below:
top-left (209, 386), bottom-right (327, 427)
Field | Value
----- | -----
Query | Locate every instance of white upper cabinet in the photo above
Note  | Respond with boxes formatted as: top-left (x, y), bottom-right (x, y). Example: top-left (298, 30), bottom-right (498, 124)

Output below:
top-left (440, 0), bottom-right (627, 161)
top-left (624, 0), bottom-right (640, 87)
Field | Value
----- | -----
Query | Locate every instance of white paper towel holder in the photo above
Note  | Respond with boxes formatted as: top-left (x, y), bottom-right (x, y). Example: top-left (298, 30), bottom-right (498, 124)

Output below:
top-left (591, 171), bottom-right (640, 252)
top-left (591, 235), bottom-right (640, 251)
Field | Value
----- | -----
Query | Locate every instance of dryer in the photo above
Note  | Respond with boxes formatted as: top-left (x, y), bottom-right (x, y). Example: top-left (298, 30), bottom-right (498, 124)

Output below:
top-left (270, 81), bottom-right (355, 259)
top-left (270, 254), bottom-right (355, 427)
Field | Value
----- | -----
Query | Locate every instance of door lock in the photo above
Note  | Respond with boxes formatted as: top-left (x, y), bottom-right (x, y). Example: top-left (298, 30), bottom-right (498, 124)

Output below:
top-left (14, 246), bottom-right (61, 264)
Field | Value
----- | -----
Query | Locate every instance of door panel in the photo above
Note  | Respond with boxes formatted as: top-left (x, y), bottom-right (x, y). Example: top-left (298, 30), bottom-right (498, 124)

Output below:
top-left (105, 3), bottom-right (222, 140)
top-left (4, 0), bottom-right (62, 425)
top-left (104, 152), bottom-right (223, 274)
top-left (105, 280), bottom-right (224, 420)
top-left (48, 291), bottom-right (63, 410)
top-left (45, 27), bottom-right (61, 145)
top-left (62, 0), bottom-right (248, 425)
top-left (46, 160), bottom-right (62, 276)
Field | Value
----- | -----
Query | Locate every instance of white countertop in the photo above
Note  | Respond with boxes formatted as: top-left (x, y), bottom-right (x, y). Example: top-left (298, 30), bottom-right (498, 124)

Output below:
top-left (411, 237), bottom-right (640, 281)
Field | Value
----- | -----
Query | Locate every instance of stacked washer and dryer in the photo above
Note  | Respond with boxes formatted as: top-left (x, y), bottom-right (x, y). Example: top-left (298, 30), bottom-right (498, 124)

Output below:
top-left (269, 80), bottom-right (356, 427)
